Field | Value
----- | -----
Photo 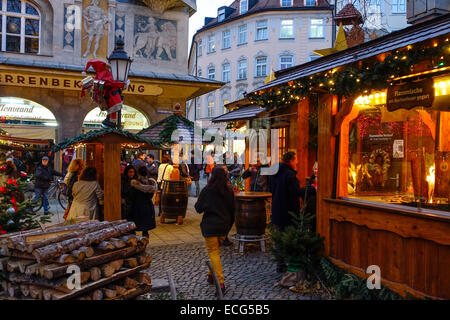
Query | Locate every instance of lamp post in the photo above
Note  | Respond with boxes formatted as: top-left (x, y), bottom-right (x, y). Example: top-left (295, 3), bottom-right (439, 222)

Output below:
top-left (107, 36), bottom-right (133, 128)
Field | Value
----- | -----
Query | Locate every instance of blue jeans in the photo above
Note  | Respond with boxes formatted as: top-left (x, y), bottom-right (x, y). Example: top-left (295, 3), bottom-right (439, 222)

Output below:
top-left (33, 188), bottom-right (49, 212)
top-left (187, 180), bottom-right (200, 197)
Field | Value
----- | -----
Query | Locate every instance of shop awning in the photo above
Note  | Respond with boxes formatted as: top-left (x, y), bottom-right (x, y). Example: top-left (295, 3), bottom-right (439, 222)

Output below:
top-left (211, 105), bottom-right (265, 123)
top-left (250, 13), bottom-right (450, 94)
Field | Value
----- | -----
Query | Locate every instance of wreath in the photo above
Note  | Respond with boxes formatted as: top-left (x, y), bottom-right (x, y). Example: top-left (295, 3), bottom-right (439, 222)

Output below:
top-left (369, 149), bottom-right (391, 185)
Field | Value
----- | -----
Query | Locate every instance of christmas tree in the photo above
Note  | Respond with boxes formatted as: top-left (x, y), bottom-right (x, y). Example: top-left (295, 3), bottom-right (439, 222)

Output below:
top-left (0, 170), bottom-right (51, 235)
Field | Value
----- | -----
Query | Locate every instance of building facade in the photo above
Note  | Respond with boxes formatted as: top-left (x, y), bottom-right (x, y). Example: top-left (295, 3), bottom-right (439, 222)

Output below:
top-left (335, 0), bottom-right (408, 36)
top-left (0, 0), bottom-right (220, 142)
top-left (186, 0), bottom-right (334, 128)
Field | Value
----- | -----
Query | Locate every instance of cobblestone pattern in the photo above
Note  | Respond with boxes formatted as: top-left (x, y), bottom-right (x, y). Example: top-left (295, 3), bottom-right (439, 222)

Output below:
top-left (144, 242), bottom-right (326, 300)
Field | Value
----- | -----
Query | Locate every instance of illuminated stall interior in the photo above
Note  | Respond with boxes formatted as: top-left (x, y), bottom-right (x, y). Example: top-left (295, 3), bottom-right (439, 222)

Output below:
top-left (338, 76), bottom-right (450, 212)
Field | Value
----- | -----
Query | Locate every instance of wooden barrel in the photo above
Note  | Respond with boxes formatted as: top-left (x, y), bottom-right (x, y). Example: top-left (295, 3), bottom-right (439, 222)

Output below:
top-left (235, 198), bottom-right (267, 236)
top-left (161, 180), bottom-right (188, 219)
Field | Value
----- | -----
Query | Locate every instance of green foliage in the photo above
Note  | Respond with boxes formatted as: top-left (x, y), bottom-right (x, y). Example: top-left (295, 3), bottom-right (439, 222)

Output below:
top-left (318, 258), bottom-right (404, 300)
top-left (269, 211), bottom-right (324, 276)
top-left (0, 176), bottom-right (51, 234)
top-left (248, 44), bottom-right (448, 111)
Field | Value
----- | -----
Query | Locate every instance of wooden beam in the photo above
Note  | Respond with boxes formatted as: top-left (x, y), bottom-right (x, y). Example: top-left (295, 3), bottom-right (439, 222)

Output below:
top-left (296, 98), bottom-right (310, 184)
top-left (104, 143), bottom-right (122, 222)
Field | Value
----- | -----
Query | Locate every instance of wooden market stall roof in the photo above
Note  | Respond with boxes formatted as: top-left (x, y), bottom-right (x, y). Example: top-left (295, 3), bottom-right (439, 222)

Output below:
top-left (250, 13), bottom-right (450, 94)
top-left (138, 114), bottom-right (203, 149)
top-left (211, 105), bottom-right (265, 123)
top-left (52, 127), bottom-right (155, 152)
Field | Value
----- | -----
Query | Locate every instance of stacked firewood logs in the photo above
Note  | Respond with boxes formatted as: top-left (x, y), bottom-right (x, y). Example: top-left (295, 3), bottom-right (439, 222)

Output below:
top-left (0, 220), bottom-right (152, 300)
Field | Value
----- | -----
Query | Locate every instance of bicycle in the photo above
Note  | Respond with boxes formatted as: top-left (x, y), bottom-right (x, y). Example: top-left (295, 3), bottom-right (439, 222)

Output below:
top-left (23, 178), bottom-right (68, 213)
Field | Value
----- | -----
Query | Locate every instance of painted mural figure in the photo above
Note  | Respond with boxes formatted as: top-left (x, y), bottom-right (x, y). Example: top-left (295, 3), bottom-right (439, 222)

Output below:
top-left (83, 0), bottom-right (109, 58)
top-left (134, 17), bottom-right (158, 58)
top-left (155, 22), bottom-right (176, 61)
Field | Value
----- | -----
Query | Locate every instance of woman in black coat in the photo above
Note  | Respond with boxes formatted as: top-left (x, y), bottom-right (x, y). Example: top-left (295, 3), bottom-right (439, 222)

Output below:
top-left (194, 166), bottom-right (235, 295)
top-left (128, 166), bottom-right (157, 237)
top-left (121, 165), bottom-right (136, 220)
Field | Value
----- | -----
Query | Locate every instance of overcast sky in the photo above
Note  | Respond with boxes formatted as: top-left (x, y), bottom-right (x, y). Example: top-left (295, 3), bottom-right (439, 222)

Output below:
top-left (188, 0), bottom-right (234, 50)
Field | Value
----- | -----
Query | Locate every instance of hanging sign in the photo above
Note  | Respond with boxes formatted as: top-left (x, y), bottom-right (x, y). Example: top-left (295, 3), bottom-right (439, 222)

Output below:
top-left (387, 78), bottom-right (434, 111)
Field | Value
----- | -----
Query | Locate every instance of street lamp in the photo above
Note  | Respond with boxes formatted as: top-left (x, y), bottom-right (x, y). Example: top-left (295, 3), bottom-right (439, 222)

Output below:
top-left (107, 35), bottom-right (133, 128)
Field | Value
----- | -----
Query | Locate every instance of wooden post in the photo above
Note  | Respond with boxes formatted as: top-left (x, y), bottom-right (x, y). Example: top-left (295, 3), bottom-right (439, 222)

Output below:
top-left (245, 120), bottom-right (251, 192)
top-left (104, 143), bottom-right (122, 221)
top-left (296, 98), bottom-right (310, 184)
top-left (317, 94), bottom-right (337, 256)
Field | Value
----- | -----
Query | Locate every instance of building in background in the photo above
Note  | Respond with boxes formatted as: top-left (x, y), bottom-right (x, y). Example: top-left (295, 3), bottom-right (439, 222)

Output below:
top-left (334, 0), bottom-right (408, 39)
top-left (187, 0), bottom-right (334, 129)
top-left (0, 0), bottom-right (220, 143)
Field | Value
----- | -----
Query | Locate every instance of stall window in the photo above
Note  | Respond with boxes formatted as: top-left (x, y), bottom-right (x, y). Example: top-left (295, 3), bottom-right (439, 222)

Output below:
top-left (339, 82), bottom-right (450, 213)
top-left (278, 127), bottom-right (287, 160)
top-left (1, 0), bottom-right (40, 53)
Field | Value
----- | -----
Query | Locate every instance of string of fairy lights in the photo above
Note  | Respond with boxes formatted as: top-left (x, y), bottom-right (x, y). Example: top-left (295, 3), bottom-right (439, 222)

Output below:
top-left (248, 38), bottom-right (450, 110)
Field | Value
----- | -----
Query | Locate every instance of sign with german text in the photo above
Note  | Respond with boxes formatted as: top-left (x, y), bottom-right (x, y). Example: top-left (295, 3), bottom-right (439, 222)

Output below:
top-left (387, 78), bottom-right (434, 111)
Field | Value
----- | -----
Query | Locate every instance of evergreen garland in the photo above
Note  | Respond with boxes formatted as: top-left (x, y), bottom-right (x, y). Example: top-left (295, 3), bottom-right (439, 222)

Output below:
top-left (248, 43), bottom-right (449, 111)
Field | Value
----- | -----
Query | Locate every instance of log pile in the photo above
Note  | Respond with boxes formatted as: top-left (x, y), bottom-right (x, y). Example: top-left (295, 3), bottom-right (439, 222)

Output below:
top-left (0, 220), bottom-right (152, 300)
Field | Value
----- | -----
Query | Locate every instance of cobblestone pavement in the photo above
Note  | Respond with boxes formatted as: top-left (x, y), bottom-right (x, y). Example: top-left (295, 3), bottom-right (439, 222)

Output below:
top-left (143, 242), bottom-right (326, 300)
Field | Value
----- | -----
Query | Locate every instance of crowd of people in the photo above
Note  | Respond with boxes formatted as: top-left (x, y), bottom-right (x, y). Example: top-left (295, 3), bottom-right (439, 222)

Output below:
top-left (2, 148), bottom-right (318, 296)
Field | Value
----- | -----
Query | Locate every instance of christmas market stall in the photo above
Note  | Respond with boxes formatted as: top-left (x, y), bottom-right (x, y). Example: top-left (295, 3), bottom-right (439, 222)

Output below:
top-left (139, 107), bottom-right (204, 225)
top-left (247, 14), bottom-right (450, 299)
top-left (52, 128), bottom-right (156, 222)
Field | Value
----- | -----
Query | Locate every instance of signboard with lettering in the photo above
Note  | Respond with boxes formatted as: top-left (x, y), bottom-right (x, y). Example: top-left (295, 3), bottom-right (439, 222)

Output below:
top-left (387, 78), bottom-right (434, 111)
top-left (0, 98), bottom-right (56, 122)
top-left (0, 71), bottom-right (163, 96)
top-left (84, 106), bottom-right (149, 130)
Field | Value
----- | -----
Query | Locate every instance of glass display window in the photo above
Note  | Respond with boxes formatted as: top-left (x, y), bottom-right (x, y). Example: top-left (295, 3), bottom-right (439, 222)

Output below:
top-left (338, 78), bottom-right (450, 213)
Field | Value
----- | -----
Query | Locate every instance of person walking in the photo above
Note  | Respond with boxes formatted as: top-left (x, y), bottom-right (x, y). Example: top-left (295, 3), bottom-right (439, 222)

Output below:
top-left (33, 156), bottom-right (63, 214)
top-left (63, 158), bottom-right (85, 207)
top-left (146, 154), bottom-right (160, 181)
top-left (67, 167), bottom-right (103, 220)
top-left (188, 150), bottom-right (202, 197)
top-left (204, 152), bottom-right (215, 180)
top-left (128, 166), bottom-right (158, 238)
top-left (194, 166), bottom-right (235, 295)
top-left (270, 151), bottom-right (303, 273)
top-left (121, 165), bottom-right (136, 220)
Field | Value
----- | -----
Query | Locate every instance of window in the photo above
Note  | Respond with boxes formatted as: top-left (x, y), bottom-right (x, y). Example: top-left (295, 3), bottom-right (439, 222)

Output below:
top-left (281, 0), bottom-right (293, 6)
top-left (197, 68), bottom-right (202, 77)
top-left (278, 128), bottom-right (288, 161)
top-left (255, 57), bottom-right (267, 77)
top-left (197, 39), bottom-right (202, 57)
top-left (222, 30), bottom-right (231, 49)
top-left (368, 0), bottom-right (381, 14)
top-left (222, 63), bottom-right (230, 82)
top-left (280, 19), bottom-right (294, 39)
top-left (207, 96), bottom-right (215, 118)
top-left (256, 20), bottom-right (268, 41)
top-left (280, 55), bottom-right (293, 70)
top-left (391, 0), bottom-right (406, 13)
top-left (208, 66), bottom-right (215, 80)
top-left (218, 9), bottom-right (225, 22)
top-left (1, 0), bottom-right (40, 53)
top-left (221, 95), bottom-right (230, 115)
top-left (238, 25), bottom-right (247, 45)
top-left (240, 0), bottom-right (248, 14)
top-left (304, 0), bottom-right (316, 6)
top-left (207, 35), bottom-right (215, 53)
top-left (196, 99), bottom-right (201, 119)
top-left (339, 87), bottom-right (450, 214)
top-left (237, 59), bottom-right (247, 80)
top-left (310, 19), bottom-right (324, 38)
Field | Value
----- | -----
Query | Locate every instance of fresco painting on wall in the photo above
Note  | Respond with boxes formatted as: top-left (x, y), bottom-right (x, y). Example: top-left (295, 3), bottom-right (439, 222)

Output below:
top-left (134, 15), bottom-right (177, 61)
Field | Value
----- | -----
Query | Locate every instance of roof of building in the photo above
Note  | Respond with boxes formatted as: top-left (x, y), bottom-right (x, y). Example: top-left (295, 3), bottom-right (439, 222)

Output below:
top-left (52, 127), bottom-right (154, 152)
top-left (138, 114), bottom-right (204, 149)
top-left (212, 105), bottom-right (265, 123)
top-left (334, 3), bottom-right (363, 25)
top-left (251, 13), bottom-right (450, 93)
top-left (196, 0), bottom-right (332, 34)
top-left (0, 57), bottom-right (222, 86)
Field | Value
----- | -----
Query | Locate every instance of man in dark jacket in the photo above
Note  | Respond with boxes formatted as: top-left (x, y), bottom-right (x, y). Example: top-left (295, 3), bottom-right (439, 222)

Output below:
top-left (270, 151), bottom-right (303, 273)
top-left (132, 153), bottom-right (147, 170)
top-left (145, 154), bottom-right (160, 181)
top-left (33, 156), bottom-right (62, 214)
top-left (188, 150), bottom-right (202, 197)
